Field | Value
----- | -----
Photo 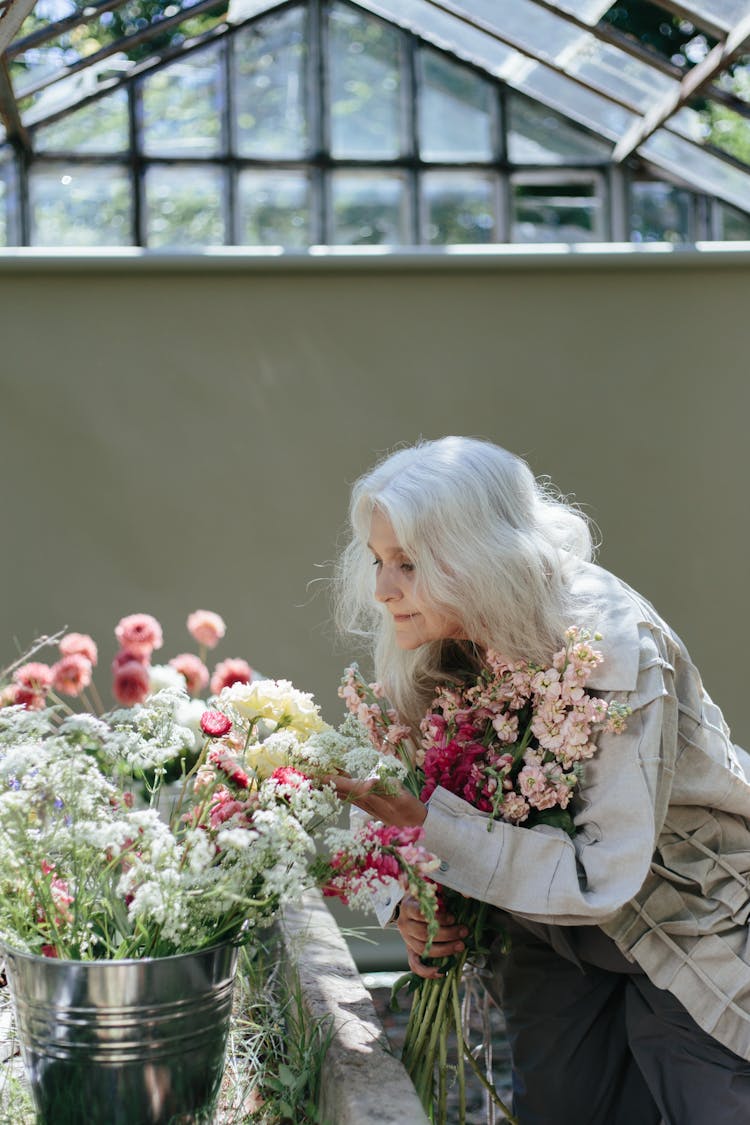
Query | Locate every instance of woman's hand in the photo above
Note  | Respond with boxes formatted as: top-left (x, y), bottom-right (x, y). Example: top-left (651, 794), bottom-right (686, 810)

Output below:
top-left (397, 894), bottom-right (469, 980)
top-left (331, 775), bottom-right (427, 828)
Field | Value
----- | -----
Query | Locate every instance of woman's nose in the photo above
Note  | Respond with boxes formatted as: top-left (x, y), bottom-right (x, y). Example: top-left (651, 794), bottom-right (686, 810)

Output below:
top-left (375, 568), bottom-right (400, 603)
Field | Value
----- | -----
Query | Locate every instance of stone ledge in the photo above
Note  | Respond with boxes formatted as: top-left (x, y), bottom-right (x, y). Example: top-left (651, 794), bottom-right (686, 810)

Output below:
top-left (279, 891), bottom-right (428, 1125)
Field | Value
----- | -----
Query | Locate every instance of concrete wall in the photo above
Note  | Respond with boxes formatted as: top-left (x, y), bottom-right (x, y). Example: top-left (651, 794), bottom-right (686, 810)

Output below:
top-left (1, 245), bottom-right (749, 958)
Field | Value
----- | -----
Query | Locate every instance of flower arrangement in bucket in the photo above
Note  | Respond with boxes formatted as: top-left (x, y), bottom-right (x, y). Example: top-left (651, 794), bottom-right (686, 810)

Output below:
top-left (0, 611), bottom-right (439, 1125)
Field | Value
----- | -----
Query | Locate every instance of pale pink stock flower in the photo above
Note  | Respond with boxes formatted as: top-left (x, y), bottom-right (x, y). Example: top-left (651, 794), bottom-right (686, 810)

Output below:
top-left (52, 654), bottom-right (93, 697)
top-left (169, 653), bottom-right (209, 696)
top-left (14, 662), bottom-right (54, 693)
top-left (115, 614), bottom-right (163, 659)
top-left (112, 659), bottom-right (150, 706)
top-left (59, 633), bottom-right (98, 665)
top-left (491, 712), bottom-right (519, 743)
top-left (187, 610), bottom-right (226, 650)
top-left (499, 792), bottom-right (530, 824)
top-left (210, 658), bottom-right (253, 695)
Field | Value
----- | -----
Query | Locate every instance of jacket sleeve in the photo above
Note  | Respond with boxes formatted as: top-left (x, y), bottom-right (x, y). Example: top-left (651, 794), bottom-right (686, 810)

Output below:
top-left (421, 633), bottom-right (678, 926)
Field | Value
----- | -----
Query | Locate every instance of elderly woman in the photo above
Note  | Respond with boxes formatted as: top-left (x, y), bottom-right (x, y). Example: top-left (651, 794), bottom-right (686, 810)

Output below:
top-left (334, 435), bottom-right (750, 1125)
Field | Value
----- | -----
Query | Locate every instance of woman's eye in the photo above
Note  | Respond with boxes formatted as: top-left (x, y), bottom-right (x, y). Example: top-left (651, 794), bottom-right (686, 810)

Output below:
top-left (401, 561), bottom-right (415, 573)
top-left (371, 558), bottom-right (382, 569)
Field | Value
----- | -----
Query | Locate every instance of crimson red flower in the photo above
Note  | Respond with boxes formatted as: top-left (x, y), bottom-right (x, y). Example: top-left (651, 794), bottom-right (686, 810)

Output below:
top-left (200, 709), bottom-right (232, 738)
top-left (112, 660), bottom-right (150, 706)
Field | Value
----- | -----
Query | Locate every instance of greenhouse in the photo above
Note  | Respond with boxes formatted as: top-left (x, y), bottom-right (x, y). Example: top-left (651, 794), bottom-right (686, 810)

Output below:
top-left (1, 2), bottom-right (750, 1123)
top-left (0, 0), bottom-right (749, 246)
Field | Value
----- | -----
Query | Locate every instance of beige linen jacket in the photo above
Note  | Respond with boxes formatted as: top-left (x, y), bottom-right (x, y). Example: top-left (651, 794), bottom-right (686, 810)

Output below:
top-left (422, 560), bottom-right (750, 1061)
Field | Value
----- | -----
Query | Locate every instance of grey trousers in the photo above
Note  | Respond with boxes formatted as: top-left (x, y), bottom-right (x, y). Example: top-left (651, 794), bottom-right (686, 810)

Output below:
top-left (484, 919), bottom-right (750, 1125)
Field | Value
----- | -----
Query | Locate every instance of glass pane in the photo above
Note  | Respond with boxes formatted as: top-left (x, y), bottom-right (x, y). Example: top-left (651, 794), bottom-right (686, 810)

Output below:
top-left (716, 201), bottom-right (750, 239)
top-left (630, 182), bottom-right (694, 243)
top-left (33, 89), bottom-right (129, 154)
top-left (328, 2), bottom-right (406, 160)
top-left (237, 169), bottom-right (312, 247)
top-left (348, 0), bottom-right (517, 80)
top-left (141, 44), bottom-right (223, 157)
top-left (421, 171), bottom-right (497, 244)
top-left (418, 47), bottom-right (495, 162)
top-left (672, 100), bottom-right (750, 167)
top-left (511, 178), bottom-right (604, 243)
top-left (507, 94), bottom-right (611, 164)
top-left (514, 63), bottom-right (637, 141)
top-left (449, 0), bottom-right (582, 61)
top-left (145, 164), bottom-right (225, 247)
top-left (330, 171), bottom-right (410, 244)
top-left (29, 163), bottom-right (131, 246)
top-left (0, 150), bottom-right (15, 246)
top-left (233, 5), bottom-right (308, 159)
top-left (673, 1), bottom-right (749, 29)
top-left (560, 37), bottom-right (676, 112)
top-left (640, 129), bottom-right (750, 214)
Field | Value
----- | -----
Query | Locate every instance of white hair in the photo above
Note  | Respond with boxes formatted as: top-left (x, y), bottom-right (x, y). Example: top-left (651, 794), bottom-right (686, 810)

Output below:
top-left (334, 436), bottom-right (594, 728)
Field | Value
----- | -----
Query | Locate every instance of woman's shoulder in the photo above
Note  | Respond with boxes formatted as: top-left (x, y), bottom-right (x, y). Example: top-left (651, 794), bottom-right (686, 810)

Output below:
top-left (567, 560), bottom-right (675, 692)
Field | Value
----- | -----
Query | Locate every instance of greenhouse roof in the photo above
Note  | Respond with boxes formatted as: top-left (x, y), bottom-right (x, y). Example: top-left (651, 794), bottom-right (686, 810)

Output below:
top-left (1, 0), bottom-right (749, 212)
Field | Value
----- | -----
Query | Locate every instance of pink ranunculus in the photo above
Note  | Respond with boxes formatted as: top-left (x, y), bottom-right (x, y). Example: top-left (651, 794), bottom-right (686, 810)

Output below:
top-left (200, 709), bottom-right (232, 738)
top-left (169, 653), bottom-right (209, 696)
top-left (112, 659), bottom-right (150, 706)
top-left (14, 687), bottom-right (46, 711)
top-left (14, 662), bottom-right (54, 693)
top-left (114, 614), bottom-right (163, 659)
top-left (111, 648), bottom-right (149, 672)
top-left (187, 610), bottom-right (226, 650)
top-left (59, 632), bottom-right (98, 665)
top-left (52, 654), bottom-right (93, 697)
top-left (209, 658), bottom-right (252, 695)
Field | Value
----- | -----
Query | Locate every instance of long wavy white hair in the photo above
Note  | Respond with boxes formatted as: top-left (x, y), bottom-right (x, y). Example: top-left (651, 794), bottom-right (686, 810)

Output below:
top-left (334, 436), bottom-right (594, 728)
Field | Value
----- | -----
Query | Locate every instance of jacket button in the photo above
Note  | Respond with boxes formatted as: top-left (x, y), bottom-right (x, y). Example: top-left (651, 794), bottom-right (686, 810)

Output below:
top-left (438, 860), bottom-right (449, 873)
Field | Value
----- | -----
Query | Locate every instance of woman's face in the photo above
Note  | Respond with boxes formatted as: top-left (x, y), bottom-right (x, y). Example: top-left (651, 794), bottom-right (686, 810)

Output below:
top-left (367, 508), bottom-right (463, 650)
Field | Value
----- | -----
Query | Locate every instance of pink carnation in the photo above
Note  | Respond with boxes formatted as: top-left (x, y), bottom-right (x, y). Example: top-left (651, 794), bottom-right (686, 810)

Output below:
top-left (14, 662), bottom-right (54, 693)
top-left (112, 648), bottom-right (149, 671)
top-left (170, 653), bottom-right (209, 696)
top-left (200, 709), bottom-right (232, 738)
top-left (112, 659), bottom-right (150, 706)
top-left (59, 633), bottom-right (98, 665)
top-left (271, 766), bottom-right (309, 789)
top-left (51, 654), bottom-right (93, 697)
top-left (208, 746), bottom-right (249, 788)
top-left (187, 610), bottom-right (226, 650)
top-left (114, 614), bottom-right (163, 659)
top-left (210, 658), bottom-right (253, 695)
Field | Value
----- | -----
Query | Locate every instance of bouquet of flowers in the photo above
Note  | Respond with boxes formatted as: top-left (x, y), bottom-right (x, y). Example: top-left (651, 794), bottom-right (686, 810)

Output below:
top-left (340, 627), bottom-right (630, 1125)
top-left (0, 613), bottom-right (438, 962)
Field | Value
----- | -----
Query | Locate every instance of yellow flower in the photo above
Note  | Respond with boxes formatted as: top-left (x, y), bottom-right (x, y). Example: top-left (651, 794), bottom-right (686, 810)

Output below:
top-left (222, 679), bottom-right (326, 739)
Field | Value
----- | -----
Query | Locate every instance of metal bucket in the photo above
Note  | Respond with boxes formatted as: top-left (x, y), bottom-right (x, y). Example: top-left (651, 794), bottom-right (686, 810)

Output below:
top-left (2, 941), bottom-right (239, 1125)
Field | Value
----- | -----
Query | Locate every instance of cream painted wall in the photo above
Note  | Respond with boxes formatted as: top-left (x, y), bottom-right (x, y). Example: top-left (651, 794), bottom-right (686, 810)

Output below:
top-left (2, 248), bottom-right (749, 967)
top-left (2, 252), bottom-right (748, 742)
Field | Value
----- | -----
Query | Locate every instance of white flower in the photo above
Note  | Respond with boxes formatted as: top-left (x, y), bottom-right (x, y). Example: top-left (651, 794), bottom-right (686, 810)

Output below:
top-left (148, 664), bottom-right (186, 695)
top-left (222, 679), bottom-right (326, 738)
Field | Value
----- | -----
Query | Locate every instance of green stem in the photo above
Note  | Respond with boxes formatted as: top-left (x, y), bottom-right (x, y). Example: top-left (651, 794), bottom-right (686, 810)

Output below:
top-left (459, 1035), bottom-right (519, 1125)
top-left (450, 973), bottom-right (466, 1124)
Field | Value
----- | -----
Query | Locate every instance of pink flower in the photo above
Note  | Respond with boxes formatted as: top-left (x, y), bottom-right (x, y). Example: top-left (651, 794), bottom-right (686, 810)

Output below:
top-left (208, 746), bottom-right (249, 788)
top-left (14, 687), bottom-right (46, 710)
top-left (271, 766), bottom-right (309, 789)
top-left (170, 653), bottom-right (209, 696)
top-left (210, 658), bottom-right (253, 695)
top-left (112, 659), bottom-right (150, 706)
top-left (200, 709), bottom-right (232, 738)
top-left (0, 684), bottom-right (19, 707)
top-left (114, 614), bottom-right (163, 659)
top-left (112, 648), bottom-right (148, 671)
top-left (59, 633), bottom-right (98, 665)
top-left (187, 610), bottom-right (226, 650)
top-left (51, 654), bottom-right (93, 697)
top-left (41, 945), bottom-right (58, 959)
top-left (14, 662), bottom-right (54, 693)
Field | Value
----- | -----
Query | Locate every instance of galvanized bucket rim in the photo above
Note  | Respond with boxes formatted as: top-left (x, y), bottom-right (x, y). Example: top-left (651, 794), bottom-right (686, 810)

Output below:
top-left (0, 935), bottom-right (244, 970)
